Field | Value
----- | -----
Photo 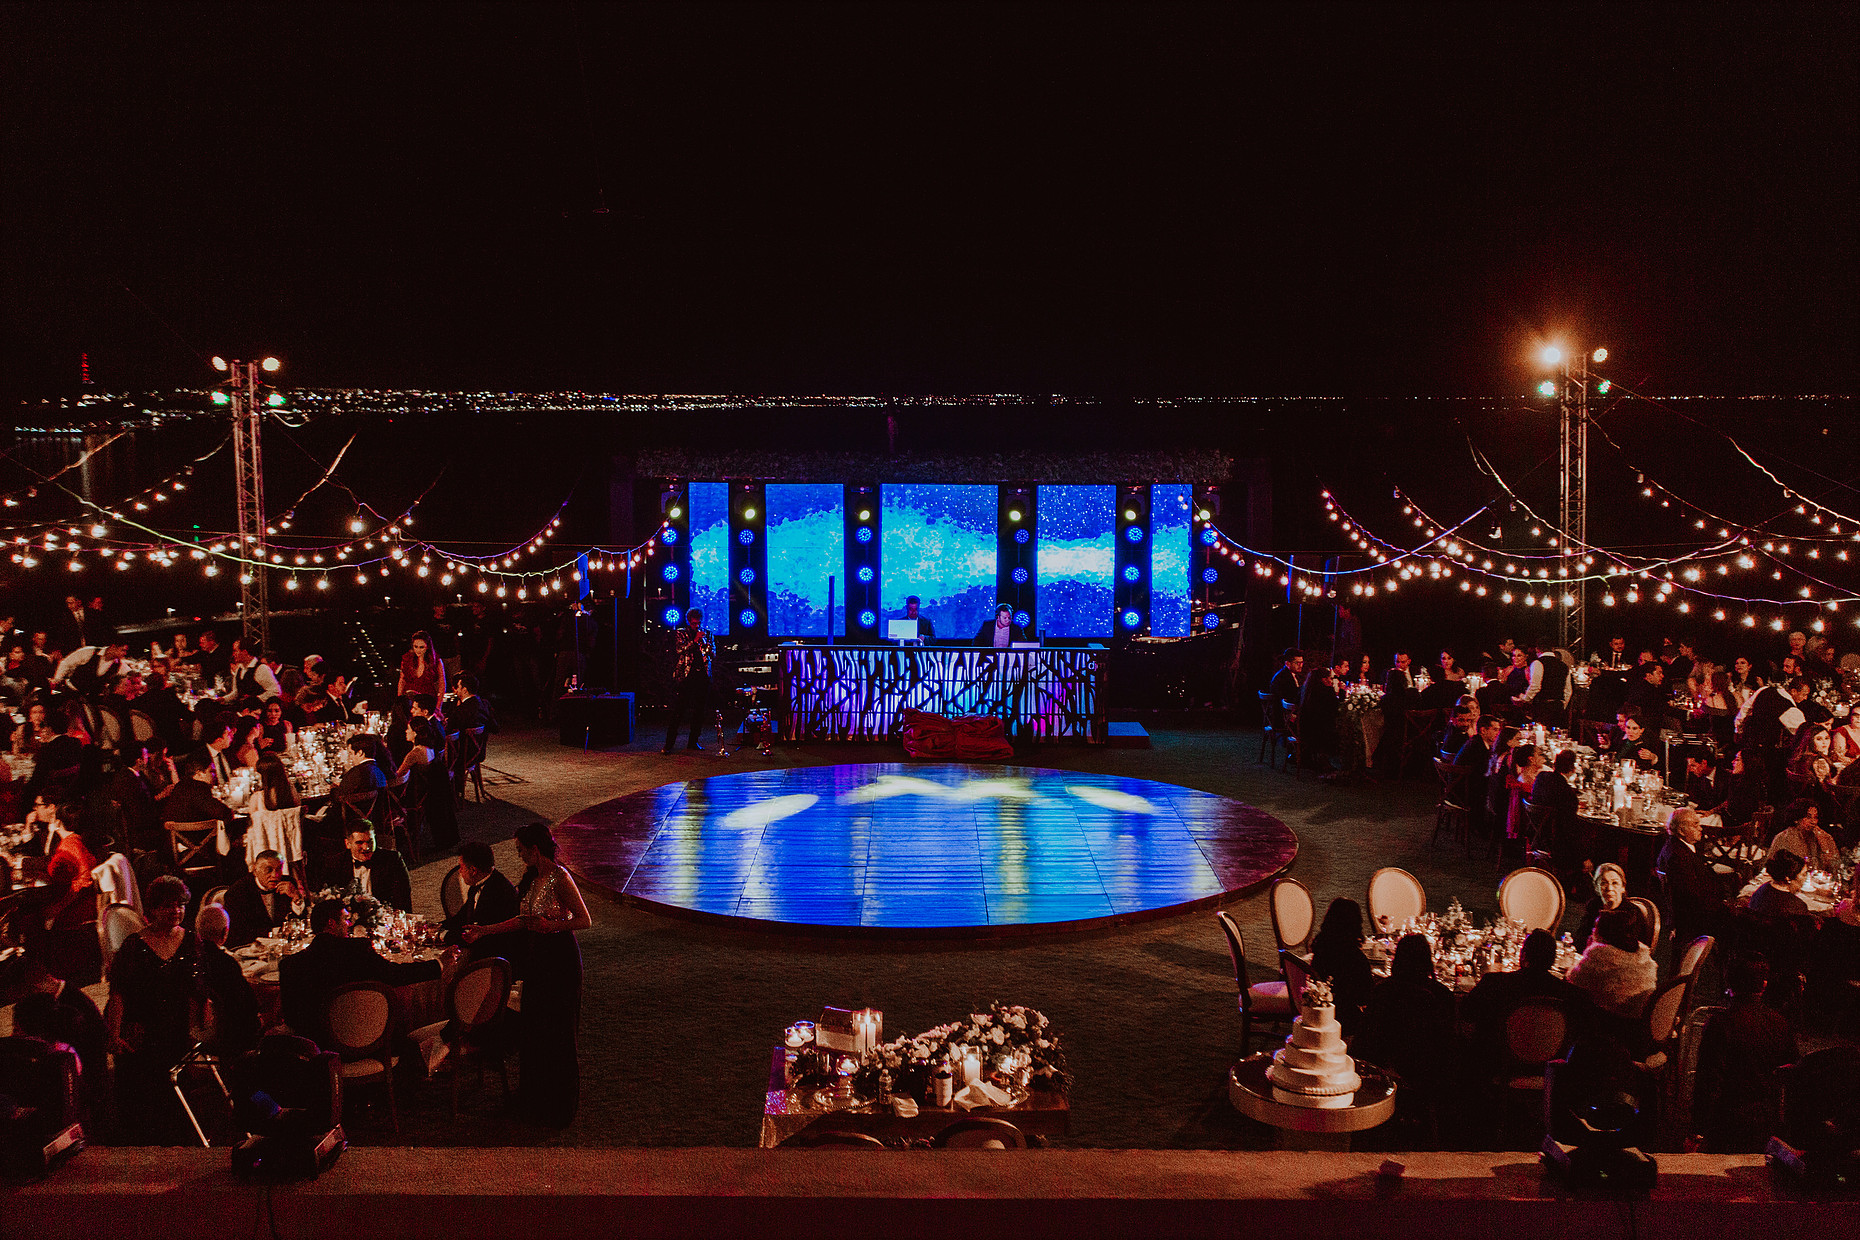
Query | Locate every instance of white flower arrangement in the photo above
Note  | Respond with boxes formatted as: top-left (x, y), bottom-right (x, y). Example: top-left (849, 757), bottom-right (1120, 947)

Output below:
top-left (1300, 978), bottom-right (1334, 1007)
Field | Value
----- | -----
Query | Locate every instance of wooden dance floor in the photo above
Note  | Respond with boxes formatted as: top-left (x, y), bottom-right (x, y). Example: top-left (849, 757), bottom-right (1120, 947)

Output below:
top-left (554, 764), bottom-right (1297, 936)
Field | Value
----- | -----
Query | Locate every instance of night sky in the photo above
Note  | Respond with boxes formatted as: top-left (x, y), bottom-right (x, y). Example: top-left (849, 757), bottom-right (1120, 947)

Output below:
top-left (3, 2), bottom-right (1855, 399)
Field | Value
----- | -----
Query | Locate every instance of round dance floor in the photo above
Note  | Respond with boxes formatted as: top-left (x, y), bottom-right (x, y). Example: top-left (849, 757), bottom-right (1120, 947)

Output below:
top-left (553, 763), bottom-right (1298, 936)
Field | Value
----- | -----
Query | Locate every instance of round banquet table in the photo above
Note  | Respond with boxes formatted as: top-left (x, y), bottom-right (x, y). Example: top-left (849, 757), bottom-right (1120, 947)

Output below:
top-left (1736, 874), bottom-right (1842, 918)
top-left (234, 942), bottom-right (452, 1032)
top-left (1228, 1053), bottom-right (1396, 1150)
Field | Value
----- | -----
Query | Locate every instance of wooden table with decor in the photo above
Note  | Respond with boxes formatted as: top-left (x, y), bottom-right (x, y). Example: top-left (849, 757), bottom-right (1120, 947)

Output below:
top-left (231, 937), bottom-right (454, 1033)
top-left (759, 1048), bottom-right (1070, 1148)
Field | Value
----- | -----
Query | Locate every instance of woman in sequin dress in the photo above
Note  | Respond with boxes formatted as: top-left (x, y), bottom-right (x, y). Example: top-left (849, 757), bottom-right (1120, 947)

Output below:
top-left (463, 820), bottom-right (590, 1126)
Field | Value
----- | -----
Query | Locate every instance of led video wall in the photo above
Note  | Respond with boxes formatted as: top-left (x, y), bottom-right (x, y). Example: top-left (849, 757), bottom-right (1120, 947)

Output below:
top-left (1036, 485), bottom-right (1116, 637)
top-left (687, 481), bottom-right (732, 633)
top-left (1150, 483), bottom-right (1193, 636)
top-left (879, 484), bottom-right (999, 641)
top-left (764, 483), bottom-right (845, 636)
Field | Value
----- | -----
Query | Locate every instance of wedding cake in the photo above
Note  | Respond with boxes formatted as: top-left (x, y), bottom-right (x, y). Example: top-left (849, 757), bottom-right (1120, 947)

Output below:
top-left (1266, 979), bottom-right (1362, 1109)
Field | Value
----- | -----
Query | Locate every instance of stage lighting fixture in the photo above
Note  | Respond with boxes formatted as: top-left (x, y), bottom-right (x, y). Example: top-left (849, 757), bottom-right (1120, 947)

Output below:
top-left (266, 393), bottom-right (285, 406)
top-left (1122, 609), bottom-right (1141, 628)
top-left (1012, 567), bottom-right (1029, 584)
top-left (1202, 567), bottom-right (1219, 583)
top-left (737, 529), bottom-right (755, 545)
top-left (1203, 613), bottom-right (1221, 629)
top-left (858, 609), bottom-right (877, 628)
top-left (1591, 347), bottom-right (1608, 363)
top-left (856, 566), bottom-right (873, 582)
top-left (855, 527), bottom-right (872, 544)
top-left (738, 609), bottom-right (757, 627)
top-left (1014, 528), bottom-right (1030, 544)
top-left (211, 356), bottom-right (228, 371)
top-left (260, 357), bottom-right (281, 372)
top-left (738, 568), bottom-right (755, 584)
top-left (1200, 529), bottom-right (1218, 545)
top-left (1538, 380), bottom-right (1558, 397)
top-left (857, 509), bottom-right (870, 521)
top-left (1124, 526), bottom-right (1144, 543)
top-left (661, 528), bottom-right (679, 543)
top-left (662, 606), bottom-right (682, 625)
top-left (743, 507), bottom-right (757, 519)
top-left (1541, 345), bottom-right (1562, 366)
top-left (211, 391), bottom-right (230, 405)
top-left (668, 506), bottom-right (683, 518)
top-left (1123, 564), bottom-right (1141, 581)
top-left (1008, 509), bottom-right (1022, 522)
top-left (1015, 611), bottom-right (1031, 627)
top-left (1596, 380), bottom-right (1612, 394)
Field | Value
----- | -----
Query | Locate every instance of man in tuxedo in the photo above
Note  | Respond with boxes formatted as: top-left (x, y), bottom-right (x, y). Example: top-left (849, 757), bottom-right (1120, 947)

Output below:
top-left (1657, 808), bottom-right (1728, 954)
top-left (107, 741), bottom-right (165, 855)
top-left (442, 841), bottom-right (520, 961)
top-left (197, 716), bottom-right (237, 785)
top-left (1460, 930), bottom-right (1595, 1073)
top-left (279, 898), bottom-right (442, 1041)
top-left (158, 752), bottom-right (235, 822)
top-left (222, 850), bottom-right (307, 948)
top-left (1684, 752), bottom-right (1729, 817)
top-left (336, 734), bottom-right (389, 803)
top-left (1268, 647), bottom-right (1304, 717)
top-left (343, 825), bottom-right (412, 912)
top-left (1372, 650), bottom-right (1416, 777)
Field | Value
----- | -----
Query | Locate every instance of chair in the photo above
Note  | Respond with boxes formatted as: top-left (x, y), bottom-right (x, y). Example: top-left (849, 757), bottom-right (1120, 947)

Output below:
top-left (788, 1130), bottom-right (886, 1148)
top-left (1675, 933), bottom-right (1715, 1014)
top-left (101, 902), bottom-right (146, 956)
top-left (129, 710), bottom-right (158, 743)
top-left (324, 981), bottom-right (400, 1133)
top-left (1216, 910), bottom-right (1292, 1051)
top-left (449, 727), bottom-right (488, 803)
top-left (1366, 866), bottom-right (1426, 933)
top-left (1279, 948), bottom-right (1313, 1007)
top-left (385, 777), bottom-right (424, 862)
top-left (1268, 878), bottom-right (1316, 961)
top-left (164, 820), bottom-right (223, 886)
top-left (200, 885), bottom-right (230, 910)
top-left (1255, 691), bottom-right (1293, 768)
top-left (1497, 866), bottom-right (1566, 933)
top-left (933, 1117), bottom-right (1027, 1149)
top-left (439, 863), bottom-right (468, 920)
top-left (1398, 708), bottom-right (1441, 779)
top-left (1627, 895), bottom-right (1662, 955)
top-left (1497, 997), bottom-right (1571, 1144)
top-left (410, 956), bottom-right (514, 1117)
top-left (1432, 760), bottom-right (1472, 852)
top-left (1634, 976), bottom-right (1690, 1075)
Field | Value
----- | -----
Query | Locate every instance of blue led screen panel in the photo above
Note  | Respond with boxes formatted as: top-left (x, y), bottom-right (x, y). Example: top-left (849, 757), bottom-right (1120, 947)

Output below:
top-left (687, 482), bottom-right (732, 634)
top-left (1151, 483), bottom-right (1193, 636)
top-left (1035, 485), bottom-right (1116, 637)
top-left (764, 484), bottom-right (844, 635)
top-left (880, 484), bottom-right (999, 640)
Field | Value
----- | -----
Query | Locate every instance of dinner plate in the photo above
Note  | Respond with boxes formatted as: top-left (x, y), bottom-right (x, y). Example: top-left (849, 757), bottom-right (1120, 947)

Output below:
top-left (256, 969), bottom-right (280, 984)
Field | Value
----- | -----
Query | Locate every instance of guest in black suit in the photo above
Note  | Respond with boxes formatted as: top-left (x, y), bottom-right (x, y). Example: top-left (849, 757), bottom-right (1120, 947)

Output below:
top-left (1268, 648), bottom-right (1305, 714)
top-left (1684, 752), bottom-right (1729, 818)
top-left (107, 741), bottom-right (166, 856)
top-left (1295, 663), bottom-right (1340, 772)
top-left (1453, 716), bottom-right (1503, 837)
top-left (974, 604), bottom-right (1030, 648)
top-left (1694, 956), bottom-right (1799, 1153)
top-left (342, 824), bottom-right (412, 912)
top-left (336, 733), bottom-right (390, 804)
top-left (1657, 808), bottom-right (1728, 954)
top-left (448, 672), bottom-right (499, 734)
top-left (222, 850), bottom-right (307, 949)
top-left (194, 902), bottom-right (261, 1057)
top-left (5, 957), bottom-right (113, 1136)
top-left (279, 898), bottom-right (442, 1041)
top-left (443, 841), bottom-right (521, 962)
top-left (155, 752), bottom-right (236, 832)
top-left (1530, 749), bottom-right (1583, 880)
top-left (1462, 929), bottom-right (1594, 1065)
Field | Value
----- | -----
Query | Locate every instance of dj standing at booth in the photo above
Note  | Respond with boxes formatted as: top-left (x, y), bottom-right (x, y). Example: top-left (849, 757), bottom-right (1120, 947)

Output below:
top-left (975, 604), bottom-right (1030, 648)
top-left (664, 608), bottom-right (716, 753)
top-left (897, 596), bottom-right (935, 639)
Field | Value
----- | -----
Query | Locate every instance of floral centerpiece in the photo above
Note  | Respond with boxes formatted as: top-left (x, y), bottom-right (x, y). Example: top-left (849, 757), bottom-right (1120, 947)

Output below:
top-left (314, 886), bottom-right (388, 935)
top-left (851, 1002), bottom-right (1070, 1101)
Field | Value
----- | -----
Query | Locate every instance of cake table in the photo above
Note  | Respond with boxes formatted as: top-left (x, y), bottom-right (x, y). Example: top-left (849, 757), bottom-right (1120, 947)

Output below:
top-left (1227, 1053), bottom-right (1396, 1150)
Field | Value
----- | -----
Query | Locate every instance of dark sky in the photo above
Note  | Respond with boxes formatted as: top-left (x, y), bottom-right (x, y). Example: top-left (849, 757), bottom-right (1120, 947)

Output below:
top-left (4, 2), bottom-right (1855, 399)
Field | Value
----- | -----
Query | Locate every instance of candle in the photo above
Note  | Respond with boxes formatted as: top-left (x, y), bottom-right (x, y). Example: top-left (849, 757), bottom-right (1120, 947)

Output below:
top-left (962, 1050), bottom-right (982, 1088)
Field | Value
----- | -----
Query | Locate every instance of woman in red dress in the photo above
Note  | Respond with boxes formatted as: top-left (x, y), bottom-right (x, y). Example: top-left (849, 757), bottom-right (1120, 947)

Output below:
top-left (397, 630), bottom-right (447, 703)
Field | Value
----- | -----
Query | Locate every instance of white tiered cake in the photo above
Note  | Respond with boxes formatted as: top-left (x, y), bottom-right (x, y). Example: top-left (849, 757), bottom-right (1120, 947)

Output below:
top-left (1267, 979), bottom-right (1362, 1109)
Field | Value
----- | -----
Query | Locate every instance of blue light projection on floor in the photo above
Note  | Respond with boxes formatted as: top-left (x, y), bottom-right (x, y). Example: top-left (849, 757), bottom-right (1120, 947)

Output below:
top-left (687, 482), bottom-right (731, 633)
top-left (879, 484), bottom-right (998, 640)
top-left (765, 483), bottom-right (844, 635)
top-left (1151, 483), bottom-right (1193, 636)
top-left (1035, 484), bottom-right (1115, 637)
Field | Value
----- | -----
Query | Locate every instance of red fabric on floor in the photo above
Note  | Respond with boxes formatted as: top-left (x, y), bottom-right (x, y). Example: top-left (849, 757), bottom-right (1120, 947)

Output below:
top-left (899, 709), bottom-right (1015, 761)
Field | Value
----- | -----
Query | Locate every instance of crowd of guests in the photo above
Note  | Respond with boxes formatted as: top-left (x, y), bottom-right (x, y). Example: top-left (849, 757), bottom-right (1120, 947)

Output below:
top-left (0, 592), bottom-right (596, 1141)
top-left (1273, 623), bottom-right (1858, 1153)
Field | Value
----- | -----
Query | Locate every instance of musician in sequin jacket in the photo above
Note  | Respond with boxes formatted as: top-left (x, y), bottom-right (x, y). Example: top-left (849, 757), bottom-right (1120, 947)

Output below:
top-left (664, 609), bottom-right (716, 752)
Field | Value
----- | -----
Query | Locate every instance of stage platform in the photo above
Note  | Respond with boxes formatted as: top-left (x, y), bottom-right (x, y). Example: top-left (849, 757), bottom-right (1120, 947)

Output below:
top-left (553, 763), bottom-right (1297, 937)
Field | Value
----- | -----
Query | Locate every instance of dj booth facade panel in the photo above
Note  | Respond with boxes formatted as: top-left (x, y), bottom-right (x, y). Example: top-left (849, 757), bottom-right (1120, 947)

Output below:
top-left (781, 645), bottom-right (1105, 742)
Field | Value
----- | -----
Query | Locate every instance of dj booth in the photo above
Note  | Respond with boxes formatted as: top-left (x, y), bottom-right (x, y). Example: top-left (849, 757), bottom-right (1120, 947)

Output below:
top-left (778, 643), bottom-right (1107, 742)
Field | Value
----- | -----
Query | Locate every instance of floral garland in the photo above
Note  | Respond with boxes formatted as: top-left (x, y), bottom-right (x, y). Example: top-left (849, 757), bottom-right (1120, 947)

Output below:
top-left (851, 1002), bottom-right (1070, 1099)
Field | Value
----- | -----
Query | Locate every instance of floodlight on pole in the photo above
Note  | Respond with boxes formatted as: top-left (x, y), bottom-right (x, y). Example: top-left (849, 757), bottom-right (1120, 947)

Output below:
top-left (261, 356), bottom-right (281, 372)
top-left (1540, 345), bottom-right (1562, 367)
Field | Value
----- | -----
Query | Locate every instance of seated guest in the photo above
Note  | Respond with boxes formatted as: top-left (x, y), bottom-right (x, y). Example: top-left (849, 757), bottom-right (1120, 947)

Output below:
top-left (1309, 897), bottom-right (1376, 1035)
top-left (448, 672), bottom-right (498, 735)
top-left (1747, 849), bottom-right (1813, 922)
top-left (222, 850), bottom-right (306, 949)
top-left (5, 957), bottom-right (112, 1135)
top-left (1830, 711), bottom-right (1860, 770)
top-left (1355, 933), bottom-right (1459, 1099)
top-left (1499, 646), bottom-right (1530, 712)
top-left (1454, 715), bottom-right (1503, 835)
top-left (11, 700), bottom-right (55, 757)
top-left (196, 716), bottom-right (238, 784)
top-left (342, 825), bottom-right (412, 912)
top-left (1417, 649), bottom-right (1467, 709)
top-left (973, 604), bottom-right (1028, 648)
top-left (1504, 743), bottom-right (1545, 855)
top-left (1574, 863), bottom-right (1647, 952)
top-left (337, 733), bottom-right (391, 803)
top-left (1295, 663), bottom-right (1340, 772)
top-left (1608, 708), bottom-right (1663, 771)
top-left (1658, 808), bottom-right (1729, 952)
top-left (1684, 751), bottom-right (1729, 817)
top-left (107, 740), bottom-right (167, 856)
top-left (278, 897), bottom-right (442, 1041)
top-left (24, 803), bottom-right (109, 988)
top-left (156, 752), bottom-right (236, 832)
top-left (1462, 929), bottom-right (1593, 1066)
top-left (442, 840), bottom-right (521, 961)
top-left (296, 658), bottom-right (332, 723)
top-left (398, 715), bottom-right (459, 851)
top-left (256, 698), bottom-right (294, 753)
top-left (1435, 695), bottom-right (1478, 760)
top-left (1722, 750), bottom-right (1767, 829)
top-left (194, 903), bottom-right (261, 1057)
top-left (1623, 659), bottom-right (1670, 722)
top-left (1268, 648), bottom-right (1304, 720)
top-left (1565, 907), bottom-right (1658, 1024)
top-left (1530, 748), bottom-right (1582, 879)
top-left (1694, 955), bottom-right (1798, 1153)
top-left (1767, 798), bottom-right (1841, 873)
top-left (229, 716), bottom-right (262, 771)
top-left (396, 716), bottom-right (444, 783)
top-left (24, 704), bottom-right (98, 801)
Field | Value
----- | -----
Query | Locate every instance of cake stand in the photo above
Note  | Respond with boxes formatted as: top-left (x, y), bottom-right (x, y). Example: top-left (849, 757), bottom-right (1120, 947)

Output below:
top-left (1228, 1053), bottom-right (1396, 1150)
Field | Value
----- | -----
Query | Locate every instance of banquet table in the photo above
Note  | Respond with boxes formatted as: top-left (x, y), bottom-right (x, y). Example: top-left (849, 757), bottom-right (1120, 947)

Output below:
top-left (1736, 872), bottom-right (1843, 918)
top-left (231, 936), bottom-right (454, 1033)
top-left (759, 1048), bottom-right (1070, 1148)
